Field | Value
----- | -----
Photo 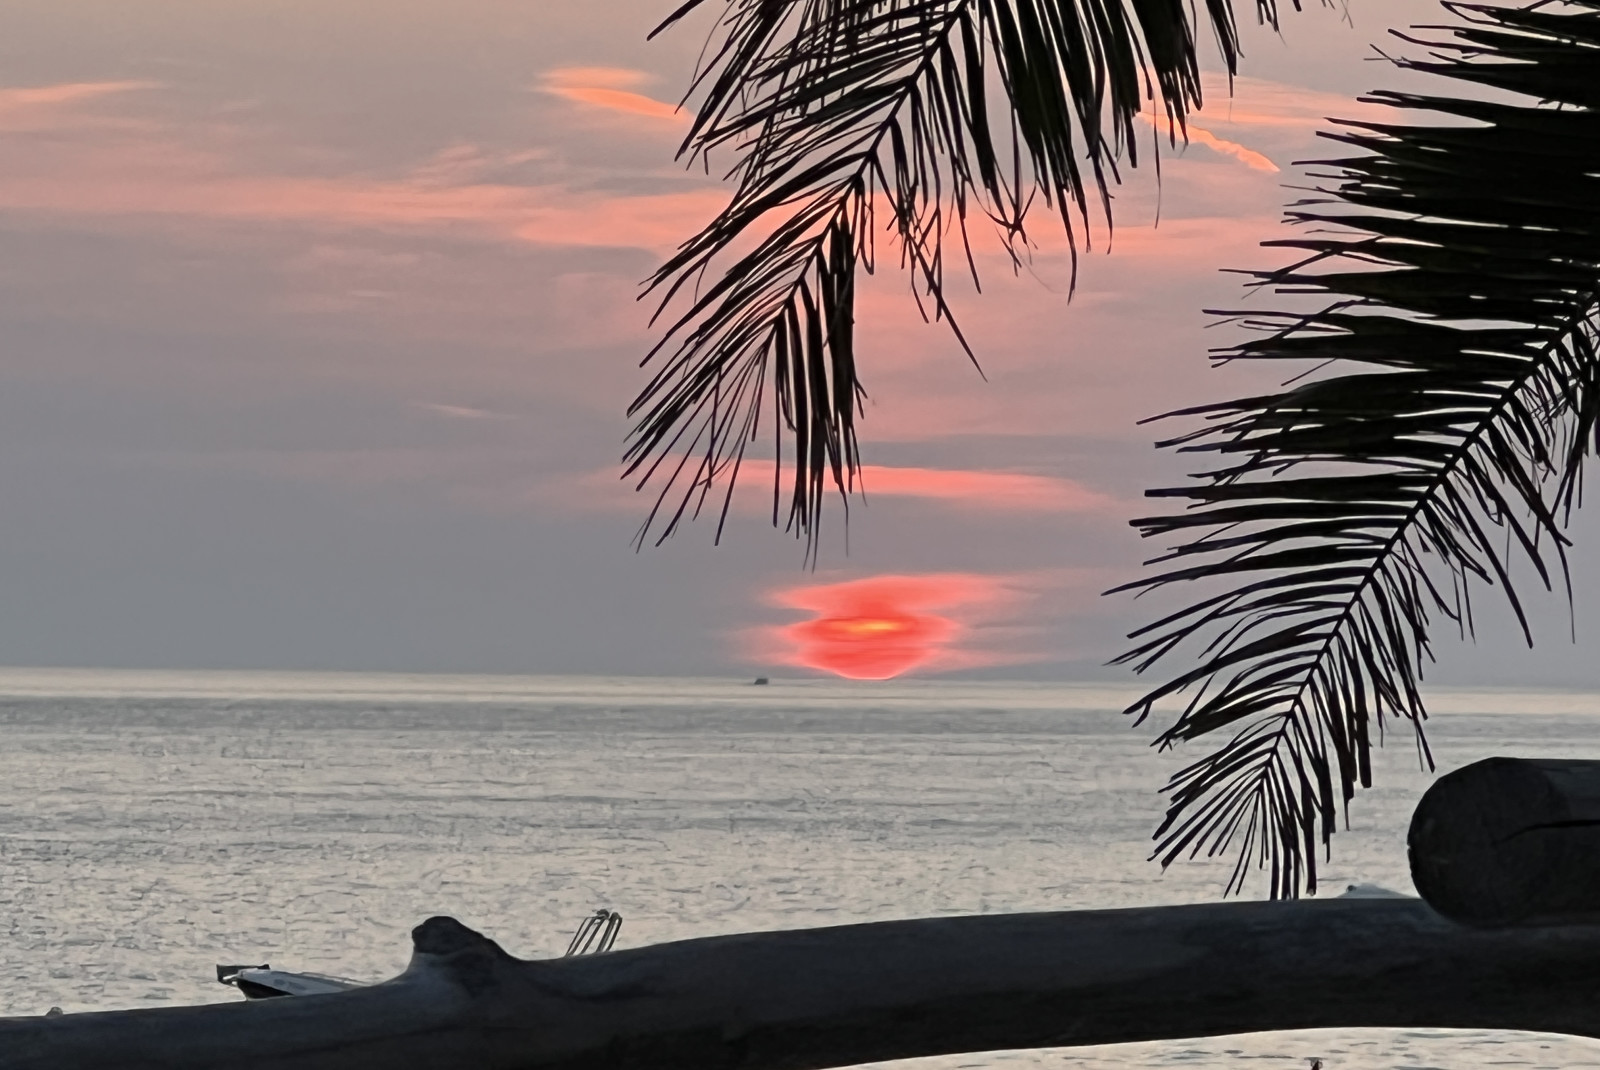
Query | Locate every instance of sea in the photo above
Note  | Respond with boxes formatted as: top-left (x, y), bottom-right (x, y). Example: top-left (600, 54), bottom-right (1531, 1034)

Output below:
top-left (3, 668), bottom-right (1599, 1069)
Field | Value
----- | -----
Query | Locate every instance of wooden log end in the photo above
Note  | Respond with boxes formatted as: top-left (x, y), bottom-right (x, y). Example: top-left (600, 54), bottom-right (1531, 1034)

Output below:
top-left (1409, 757), bottom-right (1600, 927)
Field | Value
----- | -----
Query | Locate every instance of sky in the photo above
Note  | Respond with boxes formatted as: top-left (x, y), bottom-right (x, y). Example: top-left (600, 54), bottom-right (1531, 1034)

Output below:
top-left (4, 0), bottom-right (1599, 685)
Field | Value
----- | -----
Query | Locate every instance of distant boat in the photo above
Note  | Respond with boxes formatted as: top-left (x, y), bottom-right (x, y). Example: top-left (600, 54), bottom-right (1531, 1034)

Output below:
top-left (752, 677), bottom-right (769, 685)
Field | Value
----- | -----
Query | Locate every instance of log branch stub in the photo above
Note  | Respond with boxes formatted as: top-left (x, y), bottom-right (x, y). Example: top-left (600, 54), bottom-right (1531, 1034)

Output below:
top-left (1409, 757), bottom-right (1600, 926)
top-left (408, 915), bottom-right (521, 996)
top-left (413, 915), bottom-right (499, 956)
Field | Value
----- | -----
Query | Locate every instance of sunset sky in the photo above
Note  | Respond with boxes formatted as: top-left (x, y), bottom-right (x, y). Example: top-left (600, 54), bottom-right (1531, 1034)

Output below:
top-left (5, 0), bottom-right (1599, 683)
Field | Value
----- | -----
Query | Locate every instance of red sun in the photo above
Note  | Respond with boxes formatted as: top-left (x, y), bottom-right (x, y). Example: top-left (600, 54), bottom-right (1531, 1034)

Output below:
top-left (766, 574), bottom-right (1016, 680)
top-left (787, 608), bottom-right (954, 680)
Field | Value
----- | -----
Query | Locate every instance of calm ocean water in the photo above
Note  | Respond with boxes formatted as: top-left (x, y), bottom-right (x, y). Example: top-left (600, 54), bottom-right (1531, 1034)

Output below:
top-left (3, 668), bottom-right (1599, 1068)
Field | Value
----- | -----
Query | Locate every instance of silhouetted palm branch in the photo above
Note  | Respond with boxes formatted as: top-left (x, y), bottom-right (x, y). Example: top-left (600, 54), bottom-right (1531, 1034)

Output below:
top-left (1116, 0), bottom-right (1600, 897)
top-left (630, 0), bottom-right (1287, 549)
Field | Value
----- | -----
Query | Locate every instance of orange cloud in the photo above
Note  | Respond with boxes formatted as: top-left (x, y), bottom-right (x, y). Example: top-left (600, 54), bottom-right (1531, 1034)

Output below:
top-left (1139, 111), bottom-right (1278, 172)
top-left (852, 465), bottom-right (1114, 511)
top-left (0, 80), bottom-right (156, 111)
top-left (1181, 124), bottom-right (1279, 172)
top-left (540, 67), bottom-right (684, 124)
top-left (414, 402), bottom-right (515, 421)
top-left (760, 573), bottom-right (1035, 679)
top-left (547, 86), bottom-right (683, 123)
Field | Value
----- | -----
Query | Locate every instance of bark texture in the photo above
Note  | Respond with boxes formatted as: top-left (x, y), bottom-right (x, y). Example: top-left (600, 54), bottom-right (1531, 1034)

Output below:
top-left (7, 902), bottom-right (1600, 1070)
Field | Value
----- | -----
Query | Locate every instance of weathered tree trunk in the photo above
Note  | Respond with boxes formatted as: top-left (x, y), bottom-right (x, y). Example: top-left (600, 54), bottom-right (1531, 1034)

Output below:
top-left (7, 901), bottom-right (1600, 1070)
top-left (1409, 757), bottom-right (1600, 926)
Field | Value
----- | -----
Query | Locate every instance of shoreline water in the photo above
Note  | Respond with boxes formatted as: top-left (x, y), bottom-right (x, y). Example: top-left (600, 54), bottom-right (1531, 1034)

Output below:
top-left (0, 665), bottom-right (1596, 714)
top-left (3, 669), bottom-right (1599, 1068)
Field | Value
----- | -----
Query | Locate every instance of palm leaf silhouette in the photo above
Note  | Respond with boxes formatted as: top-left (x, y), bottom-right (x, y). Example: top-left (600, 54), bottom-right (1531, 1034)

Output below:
top-left (629, 0), bottom-right (1287, 550)
top-left (1116, 0), bottom-right (1600, 897)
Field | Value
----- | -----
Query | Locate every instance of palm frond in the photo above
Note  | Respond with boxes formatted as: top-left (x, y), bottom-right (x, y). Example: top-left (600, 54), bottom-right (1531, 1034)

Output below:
top-left (1115, 0), bottom-right (1600, 898)
top-left (629, 0), bottom-right (1287, 550)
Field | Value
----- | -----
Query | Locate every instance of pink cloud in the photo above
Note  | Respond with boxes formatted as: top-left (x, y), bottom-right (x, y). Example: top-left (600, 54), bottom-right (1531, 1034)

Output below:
top-left (1193, 73), bottom-right (1395, 131)
top-left (414, 402), bottom-right (515, 421)
top-left (555, 460), bottom-right (1118, 515)
top-left (0, 67), bottom-right (1359, 463)
top-left (0, 73), bottom-right (720, 255)
top-left (832, 213), bottom-right (1287, 441)
top-left (0, 80), bottom-right (160, 134)
top-left (0, 134), bottom-right (724, 254)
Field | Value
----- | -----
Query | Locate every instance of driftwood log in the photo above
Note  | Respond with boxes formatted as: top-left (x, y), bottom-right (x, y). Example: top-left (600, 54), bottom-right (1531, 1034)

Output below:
top-left (12, 754), bottom-right (1600, 1068)
top-left (1409, 757), bottom-right (1600, 926)
top-left (8, 901), bottom-right (1600, 1070)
